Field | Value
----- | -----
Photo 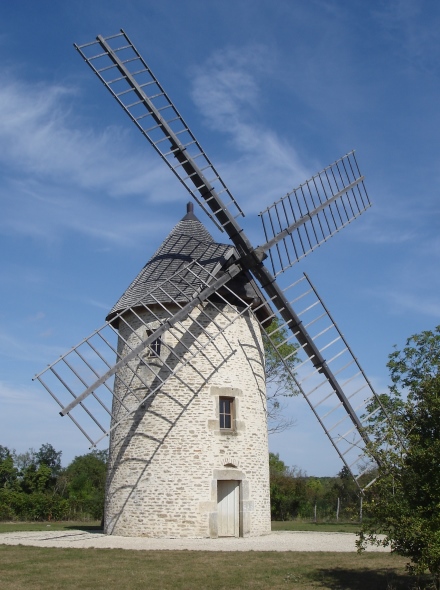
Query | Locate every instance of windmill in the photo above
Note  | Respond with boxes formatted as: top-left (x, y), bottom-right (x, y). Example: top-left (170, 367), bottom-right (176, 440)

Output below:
top-left (34, 30), bottom-right (391, 538)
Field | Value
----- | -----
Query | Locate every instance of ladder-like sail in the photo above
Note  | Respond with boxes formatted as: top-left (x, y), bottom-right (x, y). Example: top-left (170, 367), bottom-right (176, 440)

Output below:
top-left (37, 29), bottom-right (398, 482)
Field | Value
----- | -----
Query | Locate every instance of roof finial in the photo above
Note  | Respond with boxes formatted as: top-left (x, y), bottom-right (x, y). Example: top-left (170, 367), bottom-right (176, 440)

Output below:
top-left (182, 201), bottom-right (197, 221)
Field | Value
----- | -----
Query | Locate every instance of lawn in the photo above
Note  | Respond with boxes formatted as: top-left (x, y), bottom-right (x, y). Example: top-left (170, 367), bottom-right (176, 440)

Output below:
top-left (0, 545), bottom-right (423, 590)
top-left (0, 521), bottom-right (432, 589)
top-left (271, 520), bottom-right (361, 533)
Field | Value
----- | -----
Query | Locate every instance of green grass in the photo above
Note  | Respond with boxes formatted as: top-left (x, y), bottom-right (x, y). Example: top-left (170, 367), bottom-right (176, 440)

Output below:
top-left (0, 545), bottom-right (427, 590)
top-left (0, 521), bottom-right (431, 589)
top-left (271, 520), bottom-right (361, 533)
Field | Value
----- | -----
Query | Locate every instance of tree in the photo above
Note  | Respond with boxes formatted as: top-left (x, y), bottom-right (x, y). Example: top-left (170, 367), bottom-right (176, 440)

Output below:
top-left (0, 446), bottom-right (18, 489)
top-left (64, 450), bottom-right (108, 520)
top-left (12, 448), bottom-right (37, 475)
top-left (326, 466), bottom-right (360, 520)
top-left (358, 326), bottom-right (440, 589)
top-left (20, 463), bottom-right (53, 494)
top-left (17, 443), bottom-right (62, 495)
top-left (269, 452), bottom-right (307, 520)
top-left (35, 443), bottom-right (62, 477)
top-left (263, 318), bottom-right (299, 433)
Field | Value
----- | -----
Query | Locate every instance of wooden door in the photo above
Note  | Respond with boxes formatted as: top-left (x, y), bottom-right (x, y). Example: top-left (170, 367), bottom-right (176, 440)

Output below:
top-left (217, 480), bottom-right (239, 537)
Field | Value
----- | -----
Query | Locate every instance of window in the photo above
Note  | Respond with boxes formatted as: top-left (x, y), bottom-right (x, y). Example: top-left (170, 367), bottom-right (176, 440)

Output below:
top-left (219, 397), bottom-right (234, 430)
top-left (146, 329), bottom-right (161, 357)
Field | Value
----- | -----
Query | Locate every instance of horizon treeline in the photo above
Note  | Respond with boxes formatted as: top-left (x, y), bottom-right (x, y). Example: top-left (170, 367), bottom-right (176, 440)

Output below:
top-left (0, 443), bottom-right (366, 522)
top-left (0, 443), bottom-right (107, 521)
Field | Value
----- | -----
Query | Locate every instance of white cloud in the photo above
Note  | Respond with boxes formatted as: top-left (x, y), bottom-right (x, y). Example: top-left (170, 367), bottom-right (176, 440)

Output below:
top-left (0, 77), bottom-right (150, 193)
top-left (0, 73), bottom-right (182, 246)
top-left (381, 290), bottom-right (440, 319)
top-left (0, 380), bottom-right (40, 405)
top-left (82, 298), bottom-right (114, 312)
top-left (27, 311), bottom-right (46, 322)
top-left (0, 328), bottom-right (66, 364)
top-left (372, 1), bottom-right (440, 74)
top-left (190, 45), bottom-right (267, 124)
top-left (190, 46), bottom-right (312, 213)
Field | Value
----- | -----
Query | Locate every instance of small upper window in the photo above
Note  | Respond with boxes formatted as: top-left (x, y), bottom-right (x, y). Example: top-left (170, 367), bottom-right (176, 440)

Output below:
top-left (146, 329), bottom-right (161, 357)
top-left (219, 397), bottom-right (234, 430)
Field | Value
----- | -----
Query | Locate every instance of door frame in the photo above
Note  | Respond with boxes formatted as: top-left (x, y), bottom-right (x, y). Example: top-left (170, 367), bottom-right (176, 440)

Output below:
top-left (211, 467), bottom-right (251, 538)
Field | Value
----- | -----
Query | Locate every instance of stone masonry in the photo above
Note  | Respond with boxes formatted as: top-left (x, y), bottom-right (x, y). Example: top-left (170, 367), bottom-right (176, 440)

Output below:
top-left (104, 302), bottom-right (271, 538)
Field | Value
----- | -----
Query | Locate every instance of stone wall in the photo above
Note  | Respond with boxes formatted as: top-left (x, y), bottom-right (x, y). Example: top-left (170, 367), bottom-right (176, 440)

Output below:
top-left (104, 302), bottom-right (271, 538)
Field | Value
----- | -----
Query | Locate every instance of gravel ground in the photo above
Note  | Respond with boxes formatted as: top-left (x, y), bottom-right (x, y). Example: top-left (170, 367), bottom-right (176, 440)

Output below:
top-left (0, 530), bottom-right (388, 552)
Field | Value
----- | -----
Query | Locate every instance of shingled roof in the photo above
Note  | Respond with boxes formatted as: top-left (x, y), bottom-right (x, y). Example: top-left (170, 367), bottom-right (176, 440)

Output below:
top-left (106, 203), bottom-right (235, 323)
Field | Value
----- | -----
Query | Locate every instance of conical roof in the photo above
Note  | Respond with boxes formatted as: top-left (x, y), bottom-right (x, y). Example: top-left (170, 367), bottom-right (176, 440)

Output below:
top-left (106, 204), bottom-right (234, 322)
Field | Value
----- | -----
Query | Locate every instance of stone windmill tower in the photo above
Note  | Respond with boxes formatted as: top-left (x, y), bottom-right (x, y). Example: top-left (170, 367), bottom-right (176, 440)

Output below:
top-left (35, 30), bottom-right (398, 539)
top-left (104, 203), bottom-right (271, 537)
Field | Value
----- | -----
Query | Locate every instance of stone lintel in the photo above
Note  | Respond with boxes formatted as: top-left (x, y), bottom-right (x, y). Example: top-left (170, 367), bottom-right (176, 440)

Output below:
top-left (210, 386), bottom-right (243, 397)
top-left (213, 468), bottom-right (245, 480)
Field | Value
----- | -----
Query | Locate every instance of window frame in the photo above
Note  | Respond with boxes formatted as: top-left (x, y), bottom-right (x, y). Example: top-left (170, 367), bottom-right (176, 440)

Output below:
top-left (219, 396), bottom-right (235, 431)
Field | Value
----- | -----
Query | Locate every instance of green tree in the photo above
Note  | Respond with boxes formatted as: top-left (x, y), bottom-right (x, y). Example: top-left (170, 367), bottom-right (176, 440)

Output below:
top-left (35, 443), bottom-right (62, 477)
top-left (0, 446), bottom-right (18, 489)
top-left (19, 443), bottom-right (62, 494)
top-left (12, 448), bottom-right (36, 477)
top-left (20, 463), bottom-right (53, 494)
top-left (64, 450), bottom-right (108, 520)
top-left (326, 466), bottom-right (360, 520)
top-left (358, 326), bottom-right (440, 589)
top-left (263, 319), bottom-right (299, 433)
top-left (269, 452), bottom-right (307, 520)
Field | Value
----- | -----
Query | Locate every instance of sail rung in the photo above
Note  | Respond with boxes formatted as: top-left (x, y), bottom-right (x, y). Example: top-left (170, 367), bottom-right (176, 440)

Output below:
top-left (96, 62), bottom-right (120, 74)
top-left (106, 74), bottom-right (128, 85)
top-left (88, 50), bottom-right (111, 62)
top-left (114, 86), bottom-right (136, 98)
top-left (318, 336), bottom-right (342, 354)
top-left (111, 43), bottom-right (132, 53)
top-left (120, 55), bottom-right (142, 65)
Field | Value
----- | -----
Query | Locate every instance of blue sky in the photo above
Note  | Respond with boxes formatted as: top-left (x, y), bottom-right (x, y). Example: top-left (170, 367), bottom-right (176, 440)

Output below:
top-left (1, 0), bottom-right (439, 475)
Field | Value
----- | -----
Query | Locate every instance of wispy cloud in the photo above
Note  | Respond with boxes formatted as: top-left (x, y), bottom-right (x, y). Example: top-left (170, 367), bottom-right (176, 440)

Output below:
top-left (82, 298), bottom-right (114, 312)
top-left (0, 328), bottom-right (66, 364)
top-left (0, 380), bottom-right (37, 404)
top-left (372, 0), bottom-right (440, 75)
top-left (190, 46), bottom-right (312, 213)
top-left (27, 311), bottom-right (46, 323)
top-left (0, 74), bottom-right (181, 246)
top-left (381, 290), bottom-right (440, 319)
top-left (0, 77), bottom-right (157, 193)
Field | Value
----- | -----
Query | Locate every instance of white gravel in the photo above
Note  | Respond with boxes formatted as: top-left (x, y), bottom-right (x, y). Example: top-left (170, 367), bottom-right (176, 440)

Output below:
top-left (0, 529), bottom-right (388, 552)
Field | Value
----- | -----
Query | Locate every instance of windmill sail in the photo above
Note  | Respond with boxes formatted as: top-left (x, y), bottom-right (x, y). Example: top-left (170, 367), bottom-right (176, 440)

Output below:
top-left (74, 30), bottom-right (244, 232)
top-left (258, 274), bottom-right (386, 489)
top-left (34, 258), bottom-right (254, 447)
top-left (259, 151), bottom-right (371, 276)
top-left (37, 28), bottom-right (399, 486)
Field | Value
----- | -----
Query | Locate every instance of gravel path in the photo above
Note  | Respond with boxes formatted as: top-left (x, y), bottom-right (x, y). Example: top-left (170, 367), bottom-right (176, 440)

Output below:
top-left (0, 530), bottom-right (388, 552)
